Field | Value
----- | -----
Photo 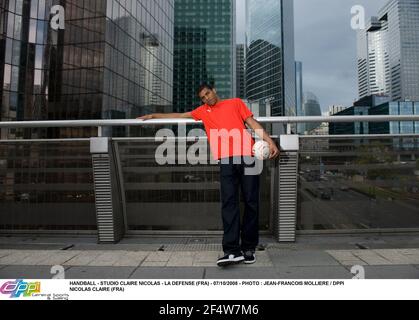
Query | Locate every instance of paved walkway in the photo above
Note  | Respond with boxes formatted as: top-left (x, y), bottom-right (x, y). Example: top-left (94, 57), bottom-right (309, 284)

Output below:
top-left (1, 234), bottom-right (419, 279)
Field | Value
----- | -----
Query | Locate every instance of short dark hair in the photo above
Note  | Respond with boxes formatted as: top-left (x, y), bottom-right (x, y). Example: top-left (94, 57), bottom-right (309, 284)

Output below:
top-left (196, 83), bottom-right (214, 97)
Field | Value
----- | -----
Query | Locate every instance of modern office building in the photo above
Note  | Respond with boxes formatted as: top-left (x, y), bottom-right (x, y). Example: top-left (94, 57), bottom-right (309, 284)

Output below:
top-left (357, 0), bottom-right (419, 101)
top-left (328, 105), bottom-right (348, 116)
top-left (329, 106), bottom-right (370, 135)
top-left (0, 0), bottom-right (174, 138)
top-left (369, 101), bottom-right (419, 136)
top-left (236, 44), bottom-right (245, 99)
top-left (353, 94), bottom-right (390, 108)
top-left (245, 0), bottom-right (295, 118)
top-left (303, 92), bottom-right (321, 133)
top-left (244, 99), bottom-right (271, 118)
top-left (370, 101), bottom-right (419, 151)
top-left (173, 0), bottom-right (236, 113)
top-left (295, 61), bottom-right (304, 134)
top-left (330, 94), bottom-right (391, 135)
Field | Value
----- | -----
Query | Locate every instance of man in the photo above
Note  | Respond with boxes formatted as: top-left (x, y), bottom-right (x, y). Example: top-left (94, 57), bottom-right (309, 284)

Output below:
top-left (138, 84), bottom-right (280, 267)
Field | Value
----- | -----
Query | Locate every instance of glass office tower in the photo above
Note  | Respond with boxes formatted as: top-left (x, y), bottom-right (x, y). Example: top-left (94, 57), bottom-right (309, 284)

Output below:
top-left (302, 92), bottom-right (321, 133)
top-left (236, 43), bottom-right (245, 99)
top-left (173, 0), bottom-right (236, 113)
top-left (295, 61), bottom-right (304, 134)
top-left (0, 0), bottom-right (174, 138)
top-left (245, 0), bottom-right (295, 117)
top-left (357, 0), bottom-right (419, 101)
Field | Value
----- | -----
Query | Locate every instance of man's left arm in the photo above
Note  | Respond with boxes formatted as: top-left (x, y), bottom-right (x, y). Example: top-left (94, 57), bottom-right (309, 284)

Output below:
top-left (245, 117), bottom-right (280, 160)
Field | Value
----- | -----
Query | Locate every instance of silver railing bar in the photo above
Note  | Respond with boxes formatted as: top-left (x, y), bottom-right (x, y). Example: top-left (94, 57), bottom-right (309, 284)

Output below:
top-left (0, 134), bottom-right (417, 144)
top-left (0, 138), bottom-right (91, 143)
top-left (300, 134), bottom-right (419, 139)
top-left (0, 115), bottom-right (418, 129)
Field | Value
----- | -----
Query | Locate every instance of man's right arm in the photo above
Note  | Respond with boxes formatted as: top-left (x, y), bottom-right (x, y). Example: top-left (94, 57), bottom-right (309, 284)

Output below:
top-left (137, 112), bottom-right (193, 121)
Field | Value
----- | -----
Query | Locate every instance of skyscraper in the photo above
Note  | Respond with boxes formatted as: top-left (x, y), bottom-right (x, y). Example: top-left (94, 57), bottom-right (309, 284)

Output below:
top-left (236, 44), bottom-right (245, 99)
top-left (245, 0), bottom-right (295, 117)
top-left (328, 105), bottom-right (348, 116)
top-left (173, 0), bottom-right (236, 113)
top-left (357, 0), bottom-right (419, 101)
top-left (295, 61), bottom-right (304, 133)
top-left (0, 0), bottom-right (174, 138)
top-left (303, 92), bottom-right (321, 133)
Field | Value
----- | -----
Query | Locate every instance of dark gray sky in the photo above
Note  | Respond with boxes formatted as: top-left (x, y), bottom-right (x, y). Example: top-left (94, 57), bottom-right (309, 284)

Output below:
top-left (237, 0), bottom-right (388, 113)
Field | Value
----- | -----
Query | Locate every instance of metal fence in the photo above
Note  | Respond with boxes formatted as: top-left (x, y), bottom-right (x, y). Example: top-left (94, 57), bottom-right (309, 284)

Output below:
top-left (1, 116), bottom-right (418, 243)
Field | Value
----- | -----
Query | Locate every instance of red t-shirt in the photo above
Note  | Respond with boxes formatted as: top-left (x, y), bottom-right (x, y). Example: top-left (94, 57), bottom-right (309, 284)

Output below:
top-left (191, 98), bottom-right (255, 160)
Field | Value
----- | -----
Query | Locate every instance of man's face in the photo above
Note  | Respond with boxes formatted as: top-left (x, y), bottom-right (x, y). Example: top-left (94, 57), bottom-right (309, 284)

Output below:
top-left (198, 88), bottom-right (218, 106)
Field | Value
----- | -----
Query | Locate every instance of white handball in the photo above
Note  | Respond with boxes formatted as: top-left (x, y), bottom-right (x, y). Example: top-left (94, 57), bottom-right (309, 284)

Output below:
top-left (252, 140), bottom-right (270, 160)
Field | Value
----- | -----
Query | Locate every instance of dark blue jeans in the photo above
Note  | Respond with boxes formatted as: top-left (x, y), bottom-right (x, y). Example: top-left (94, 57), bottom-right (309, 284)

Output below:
top-left (219, 157), bottom-right (260, 255)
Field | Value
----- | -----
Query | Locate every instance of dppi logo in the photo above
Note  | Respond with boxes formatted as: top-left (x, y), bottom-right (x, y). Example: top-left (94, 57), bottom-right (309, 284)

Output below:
top-left (0, 280), bottom-right (41, 298)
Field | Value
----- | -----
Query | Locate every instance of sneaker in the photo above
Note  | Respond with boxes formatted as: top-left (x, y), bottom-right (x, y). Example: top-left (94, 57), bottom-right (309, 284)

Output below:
top-left (217, 253), bottom-right (245, 267)
top-left (243, 251), bottom-right (256, 264)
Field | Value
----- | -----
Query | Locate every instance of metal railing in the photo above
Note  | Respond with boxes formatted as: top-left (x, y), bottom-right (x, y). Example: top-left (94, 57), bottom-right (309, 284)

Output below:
top-left (0, 116), bottom-right (418, 243)
top-left (1, 115), bottom-right (418, 133)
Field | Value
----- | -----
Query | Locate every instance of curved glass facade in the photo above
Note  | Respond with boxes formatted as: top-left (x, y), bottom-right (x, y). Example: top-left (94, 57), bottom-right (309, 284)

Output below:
top-left (358, 0), bottom-right (419, 101)
top-left (173, 0), bottom-right (236, 113)
top-left (0, 0), bottom-right (174, 139)
top-left (245, 0), bottom-right (295, 117)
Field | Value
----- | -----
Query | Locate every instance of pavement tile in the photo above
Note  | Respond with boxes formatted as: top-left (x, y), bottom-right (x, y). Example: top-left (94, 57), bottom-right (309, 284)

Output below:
top-left (191, 251), bottom-right (221, 267)
top-left (398, 249), bottom-right (419, 255)
top-left (372, 249), bottom-right (413, 265)
top-left (87, 251), bottom-right (130, 267)
top-left (194, 251), bottom-right (220, 263)
top-left (268, 250), bottom-right (340, 267)
top-left (40, 252), bottom-right (83, 266)
top-left (326, 250), bottom-right (359, 260)
top-left (361, 265), bottom-right (419, 279)
top-left (113, 252), bottom-right (149, 267)
top-left (326, 250), bottom-right (368, 266)
top-left (63, 251), bottom-right (107, 266)
top-left (167, 252), bottom-right (196, 267)
top-left (16, 251), bottom-right (52, 265)
top-left (204, 267), bottom-right (279, 279)
top-left (64, 266), bottom-right (136, 279)
top-left (351, 250), bottom-right (392, 265)
top-left (0, 250), bottom-right (13, 258)
top-left (17, 251), bottom-right (81, 266)
top-left (395, 250), bottom-right (419, 264)
top-left (193, 261), bottom-right (217, 267)
top-left (130, 267), bottom-right (205, 279)
top-left (144, 252), bottom-right (173, 263)
top-left (0, 250), bottom-right (37, 265)
top-left (336, 260), bottom-right (368, 266)
top-left (141, 261), bottom-right (168, 267)
top-left (275, 266), bottom-right (353, 279)
top-left (0, 265), bottom-right (71, 279)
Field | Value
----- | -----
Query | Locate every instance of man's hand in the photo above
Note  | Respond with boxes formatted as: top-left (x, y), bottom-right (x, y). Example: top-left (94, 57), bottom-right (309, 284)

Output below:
top-left (137, 114), bottom-right (154, 121)
top-left (269, 142), bottom-right (280, 160)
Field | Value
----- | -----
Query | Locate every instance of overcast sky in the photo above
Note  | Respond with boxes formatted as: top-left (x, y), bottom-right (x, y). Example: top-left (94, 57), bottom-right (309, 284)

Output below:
top-left (237, 0), bottom-right (388, 113)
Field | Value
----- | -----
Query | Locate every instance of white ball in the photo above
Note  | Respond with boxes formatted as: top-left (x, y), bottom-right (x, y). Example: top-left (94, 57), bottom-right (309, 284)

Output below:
top-left (252, 140), bottom-right (270, 160)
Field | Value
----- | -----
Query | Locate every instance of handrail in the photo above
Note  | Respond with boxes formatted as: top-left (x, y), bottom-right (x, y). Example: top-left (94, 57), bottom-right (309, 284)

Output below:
top-left (0, 115), bottom-right (418, 129)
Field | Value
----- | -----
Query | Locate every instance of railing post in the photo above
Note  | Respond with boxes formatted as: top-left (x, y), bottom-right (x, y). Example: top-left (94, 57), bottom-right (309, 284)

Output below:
top-left (90, 137), bottom-right (125, 243)
top-left (273, 134), bottom-right (300, 242)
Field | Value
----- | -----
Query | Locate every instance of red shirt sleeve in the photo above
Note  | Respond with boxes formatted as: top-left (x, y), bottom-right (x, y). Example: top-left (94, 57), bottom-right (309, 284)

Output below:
top-left (236, 99), bottom-right (254, 121)
top-left (191, 106), bottom-right (205, 121)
